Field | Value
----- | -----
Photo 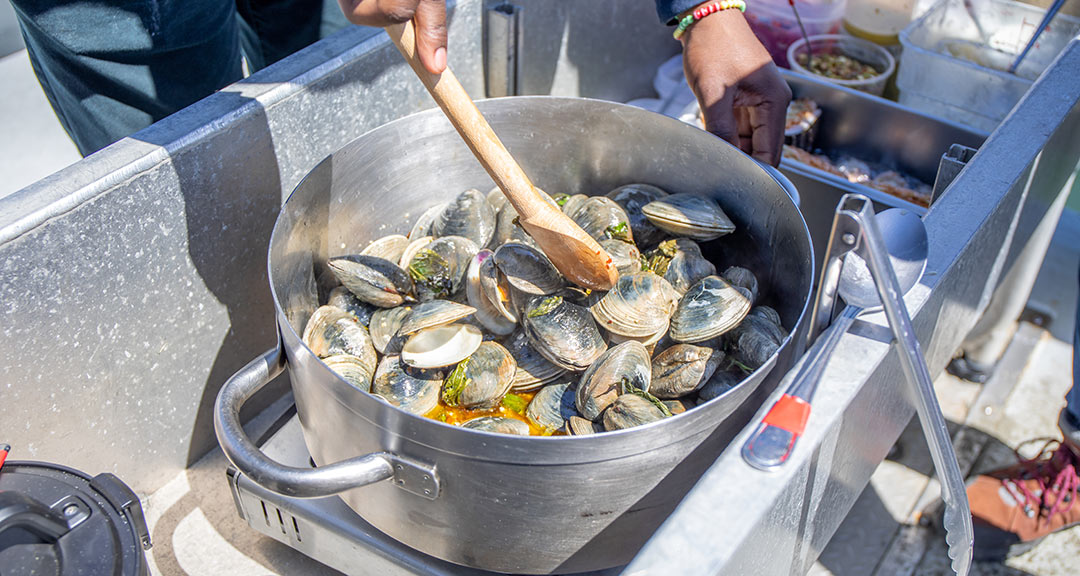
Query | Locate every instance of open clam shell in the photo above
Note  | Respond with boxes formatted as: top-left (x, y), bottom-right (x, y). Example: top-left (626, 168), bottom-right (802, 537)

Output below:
top-left (523, 295), bottom-right (607, 372)
top-left (371, 355), bottom-right (444, 416)
top-left (576, 341), bottom-right (651, 421)
top-left (398, 300), bottom-right (476, 336)
top-left (669, 275), bottom-right (751, 343)
top-left (641, 192), bottom-right (736, 241)
top-left (328, 254), bottom-right (414, 308)
top-left (606, 183), bottom-right (669, 248)
top-left (401, 323), bottom-right (483, 369)
top-left (591, 272), bottom-right (679, 338)
top-left (433, 189), bottom-right (496, 248)
top-left (466, 250), bottom-right (517, 336)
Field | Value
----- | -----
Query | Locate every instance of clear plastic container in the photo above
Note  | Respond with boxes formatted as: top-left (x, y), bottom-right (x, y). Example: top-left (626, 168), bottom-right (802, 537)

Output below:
top-left (897, 0), bottom-right (1080, 132)
top-left (745, 0), bottom-right (847, 67)
top-left (843, 0), bottom-right (915, 45)
top-left (787, 35), bottom-right (896, 96)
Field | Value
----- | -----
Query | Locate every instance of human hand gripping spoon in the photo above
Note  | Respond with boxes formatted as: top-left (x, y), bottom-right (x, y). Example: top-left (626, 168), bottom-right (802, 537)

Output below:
top-left (384, 20), bottom-right (618, 292)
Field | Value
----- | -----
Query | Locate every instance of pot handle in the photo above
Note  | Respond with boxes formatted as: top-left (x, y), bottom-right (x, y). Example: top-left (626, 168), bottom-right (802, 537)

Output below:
top-left (213, 344), bottom-right (440, 500)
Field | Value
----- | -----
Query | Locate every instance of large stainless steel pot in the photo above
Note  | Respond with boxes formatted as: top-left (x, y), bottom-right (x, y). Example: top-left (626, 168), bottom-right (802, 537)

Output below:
top-left (215, 97), bottom-right (814, 574)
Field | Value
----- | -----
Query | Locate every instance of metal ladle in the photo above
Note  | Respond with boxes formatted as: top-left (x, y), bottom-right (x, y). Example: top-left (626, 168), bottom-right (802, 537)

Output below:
top-left (743, 195), bottom-right (973, 576)
top-left (742, 204), bottom-right (927, 471)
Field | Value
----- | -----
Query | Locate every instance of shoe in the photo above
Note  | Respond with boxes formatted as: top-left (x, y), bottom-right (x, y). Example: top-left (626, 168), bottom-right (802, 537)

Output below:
top-left (966, 438), bottom-right (1080, 561)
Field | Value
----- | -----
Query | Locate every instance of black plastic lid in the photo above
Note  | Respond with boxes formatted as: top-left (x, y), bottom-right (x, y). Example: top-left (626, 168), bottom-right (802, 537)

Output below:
top-left (0, 461), bottom-right (150, 576)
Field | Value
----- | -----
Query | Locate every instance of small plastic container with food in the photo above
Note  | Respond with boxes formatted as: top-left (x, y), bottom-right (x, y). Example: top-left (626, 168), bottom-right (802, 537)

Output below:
top-left (787, 34), bottom-right (895, 96)
top-left (744, 0), bottom-right (846, 67)
top-left (785, 98), bottom-right (821, 149)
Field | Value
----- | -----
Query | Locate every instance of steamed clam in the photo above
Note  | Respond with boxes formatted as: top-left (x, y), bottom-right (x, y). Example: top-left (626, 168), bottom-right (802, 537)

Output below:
top-left (576, 341), bottom-right (651, 421)
top-left (641, 192), bottom-right (735, 241)
top-left (328, 254), bottom-right (414, 308)
top-left (441, 341), bottom-right (516, 409)
top-left (302, 305), bottom-right (377, 371)
top-left (669, 275), bottom-right (751, 343)
top-left (372, 355), bottom-right (444, 415)
top-left (606, 183), bottom-right (669, 248)
top-left (591, 272), bottom-right (678, 338)
top-left (433, 188), bottom-right (496, 247)
top-left (650, 344), bottom-right (724, 399)
top-left (523, 295), bottom-right (607, 371)
top-left (304, 185), bottom-right (782, 435)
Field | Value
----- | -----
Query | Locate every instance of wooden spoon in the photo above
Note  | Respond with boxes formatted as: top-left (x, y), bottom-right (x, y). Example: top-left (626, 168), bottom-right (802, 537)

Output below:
top-left (386, 21), bottom-right (618, 292)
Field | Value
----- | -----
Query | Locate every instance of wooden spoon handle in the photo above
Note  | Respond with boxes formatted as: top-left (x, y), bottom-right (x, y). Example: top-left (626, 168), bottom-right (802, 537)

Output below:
top-left (385, 21), bottom-right (542, 220)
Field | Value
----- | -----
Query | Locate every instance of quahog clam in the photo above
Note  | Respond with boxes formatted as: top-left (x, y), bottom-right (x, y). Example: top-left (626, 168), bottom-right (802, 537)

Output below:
top-left (371, 355), bottom-right (444, 415)
top-left (441, 341), bottom-right (516, 410)
top-left (650, 344), bottom-right (724, 399)
top-left (575, 341), bottom-right (651, 421)
top-left (328, 254), bottom-right (414, 308)
top-left (494, 241), bottom-right (565, 296)
top-left (606, 183), bottom-right (669, 248)
top-left (570, 196), bottom-right (634, 243)
top-left (461, 416), bottom-right (530, 435)
top-left (669, 275), bottom-right (751, 343)
top-left (523, 295), bottom-right (607, 372)
top-left (322, 354), bottom-right (375, 391)
top-left (398, 299), bottom-right (476, 335)
top-left (406, 235), bottom-right (479, 301)
top-left (641, 192), bottom-right (735, 241)
top-left (432, 188), bottom-right (496, 247)
top-left (525, 381), bottom-right (579, 432)
top-left (361, 234), bottom-right (409, 263)
top-left (369, 305), bottom-right (412, 355)
top-left (503, 330), bottom-right (567, 391)
top-left (721, 266), bottom-right (759, 305)
top-left (603, 393), bottom-right (669, 431)
top-left (590, 272), bottom-right (678, 338)
top-left (302, 305), bottom-right (377, 371)
top-left (599, 238), bottom-right (642, 277)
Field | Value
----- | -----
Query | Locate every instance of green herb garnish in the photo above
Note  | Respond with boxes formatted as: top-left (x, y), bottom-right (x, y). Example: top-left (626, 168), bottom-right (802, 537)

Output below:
top-left (641, 238), bottom-right (678, 275)
top-left (604, 221), bottom-right (631, 242)
top-left (554, 194), bottom-right (570, 207)
top-left (501, 393), bottom-right (528, 414)
top-left (618, 377), bottom-right (673, 417)
top-left (441, 357), bottom-right (471, 406)
top-left (408, 249), bottom-right (453, 298)
top-left (729, 358), bottom-right (753, 375)
top-left (527, 295), bottom-right (563, 318)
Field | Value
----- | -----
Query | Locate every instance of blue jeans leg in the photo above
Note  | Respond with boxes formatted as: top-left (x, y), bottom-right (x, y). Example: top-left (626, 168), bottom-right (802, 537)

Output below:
top-left (1068, 264), bottom-right (1080, 426)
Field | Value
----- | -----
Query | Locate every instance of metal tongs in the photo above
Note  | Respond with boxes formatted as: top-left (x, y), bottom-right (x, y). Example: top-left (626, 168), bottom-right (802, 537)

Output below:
top-left (742, 195), bottom-right (974, 576)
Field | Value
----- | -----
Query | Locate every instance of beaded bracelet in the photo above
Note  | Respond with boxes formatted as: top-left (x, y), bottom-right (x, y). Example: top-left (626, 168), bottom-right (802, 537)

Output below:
top-left (673, 0), bottom-right (747, 40)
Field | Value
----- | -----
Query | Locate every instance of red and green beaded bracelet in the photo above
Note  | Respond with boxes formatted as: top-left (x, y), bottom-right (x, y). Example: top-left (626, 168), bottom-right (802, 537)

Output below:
top-left (673, 0), bottom-right (747, 40)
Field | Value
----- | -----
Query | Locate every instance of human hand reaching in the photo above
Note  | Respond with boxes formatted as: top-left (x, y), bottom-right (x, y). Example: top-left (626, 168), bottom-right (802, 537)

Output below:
top-left (680, 9), bottom-right (791, 166)
top-left (338, 0), bottom-right (448, 74)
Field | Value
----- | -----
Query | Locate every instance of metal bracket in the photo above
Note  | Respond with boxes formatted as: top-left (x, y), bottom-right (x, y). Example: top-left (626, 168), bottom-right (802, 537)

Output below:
top-left (388, 456), bottom-right (440, 500)
top-left (484, 3), bottom-right (522, 98)
top-left (932, 144), bottom-right (979, 204)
